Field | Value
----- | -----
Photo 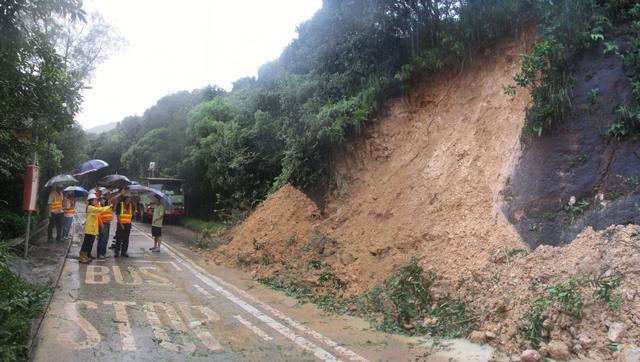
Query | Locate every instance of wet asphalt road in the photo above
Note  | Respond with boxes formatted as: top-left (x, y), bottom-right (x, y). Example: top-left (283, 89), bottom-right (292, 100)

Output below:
top-left (30, 215), bottom-right (494, 362)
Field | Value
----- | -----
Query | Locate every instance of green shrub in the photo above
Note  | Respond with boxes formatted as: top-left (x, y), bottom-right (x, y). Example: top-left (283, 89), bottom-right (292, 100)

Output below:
top-left (0, 243), bottom-right (50, 361)
top-left (363, 260), bottom-right (476, 338)
top-left (0, 210), bottom-right (27, 240)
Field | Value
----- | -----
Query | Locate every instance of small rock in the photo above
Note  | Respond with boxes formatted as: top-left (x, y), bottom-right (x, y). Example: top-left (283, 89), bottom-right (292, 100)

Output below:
top-left (547, 341), bottom-right (571, 361)
top-left (468, 330), bottom-right (487, 344)
top-left (521, 349), bottom-right (541, 362)
top-left (543, 318), bottom-right (553, 329)
top-left (608, 322), bottom-right (626, 342)
top-left (619, 345), bottom-right (640, 362)
top-left (572, 343), bottom-right (583, 354)
top-left (485, 331), bottom-right (497, 340)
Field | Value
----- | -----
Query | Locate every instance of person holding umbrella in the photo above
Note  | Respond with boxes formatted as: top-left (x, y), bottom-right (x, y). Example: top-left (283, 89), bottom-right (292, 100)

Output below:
top-left (114, 195), bottom-right (136, 257)
top-left (47, 186), bottom-right (65, 242)
top-left (62, 191), bottom-right (76, 240)
top-left (79, 193), bottom-right (112, 264)
top-left (97, 189), bottom-right (114, 259)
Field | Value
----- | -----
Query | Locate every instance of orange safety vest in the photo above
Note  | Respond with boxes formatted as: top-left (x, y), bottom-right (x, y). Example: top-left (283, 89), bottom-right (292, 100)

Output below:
top-left (119, 202), bottom-right (132, 224)
top-left (100, 201), bottom-right (113, 222)
top-left (49, 192), bottom-right (63, 212)
top-left (63, 199), bottom-right (76, 215)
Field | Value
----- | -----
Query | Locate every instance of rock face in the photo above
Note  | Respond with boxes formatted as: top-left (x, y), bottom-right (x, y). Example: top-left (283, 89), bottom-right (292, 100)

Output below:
top-left (547, 341), bottom-right (571, 361)
top-left (504, 39), bottom-right (640, 248)
top-left (608, 322), bottom-right (626, 342)
top-left (521, 349), bottom-right (541, 362)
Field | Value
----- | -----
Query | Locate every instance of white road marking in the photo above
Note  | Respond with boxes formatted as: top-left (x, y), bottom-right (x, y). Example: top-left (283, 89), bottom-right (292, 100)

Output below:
top-left (143, 302), bottom-right (196, 353)
top-left (85, 265), bottom-right (110, 284)
top-left (178, 304), bottom-right (223, 351)
top-left (234, 315), bottom-right (273, 342)
top-left (113, 265), bottom-right (143, 285)
top-left (163, 242), bottom-right (369, 362)
top-left (193, 284), bottom-right (213, 298)
top-left (58, 301), bottom-right (101, 350)
top-left (161, 243), bottom-right (340, 361)
top-left (134, 224), bottom-right (369, 362)
top-left (138, 266), bottom-right (172, 286)
top-left (135, 260), bottom-right (183, 271)
top-left (104, 301), bottom-right (137, 351)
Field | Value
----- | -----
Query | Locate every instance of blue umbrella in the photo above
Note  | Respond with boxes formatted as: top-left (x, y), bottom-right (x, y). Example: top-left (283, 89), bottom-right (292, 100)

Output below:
top-left (73, 159), bottom-right (108, 176)
top-left (63, 185), bottom-right (89, 197)
top-left (124, 185), bottom-right (174, 209)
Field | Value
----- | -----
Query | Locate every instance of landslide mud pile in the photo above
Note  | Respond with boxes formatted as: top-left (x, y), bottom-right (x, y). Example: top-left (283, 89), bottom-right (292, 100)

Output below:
top-left (214, 32), bottom-right (532, 293)
top-left (210, 31), bottom-right (640, 360)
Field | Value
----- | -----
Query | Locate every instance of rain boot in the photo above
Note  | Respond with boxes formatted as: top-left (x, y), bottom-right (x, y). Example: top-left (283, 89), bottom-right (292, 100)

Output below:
top-left (79, 251), bottom-right (90, 264)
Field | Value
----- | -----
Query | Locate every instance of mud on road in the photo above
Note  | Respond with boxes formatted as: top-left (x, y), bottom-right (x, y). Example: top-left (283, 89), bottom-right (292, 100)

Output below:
top-left (30, 216), bottom-right (493, 362)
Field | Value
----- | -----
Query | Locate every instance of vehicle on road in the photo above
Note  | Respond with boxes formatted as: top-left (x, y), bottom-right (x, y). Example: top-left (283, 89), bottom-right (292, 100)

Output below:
top-left (135, 177), bottom-right (186, 223)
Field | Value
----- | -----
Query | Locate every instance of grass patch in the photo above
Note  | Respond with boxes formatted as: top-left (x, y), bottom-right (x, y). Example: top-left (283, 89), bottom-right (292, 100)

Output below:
top-left (259, 259), bottom-right (476, 338)
top-left (0, 242), bottom-right (50, 361)
top-left (518, 274), bottom-right (623, 348)
top-left (180, 217), bottom-right (226, 234)
top-left (180, 217), bottom-right (227, 249)
top-left (362, 260), bottom-right (476, 338)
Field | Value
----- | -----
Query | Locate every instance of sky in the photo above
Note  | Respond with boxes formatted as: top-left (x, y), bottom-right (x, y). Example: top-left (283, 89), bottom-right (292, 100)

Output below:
top-left (78, 0), bottom-right (322, 129)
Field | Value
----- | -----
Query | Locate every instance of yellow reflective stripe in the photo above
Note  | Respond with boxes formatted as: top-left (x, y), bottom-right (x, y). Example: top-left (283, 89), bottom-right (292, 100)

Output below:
top-left (50, 193), bottom-right (63, 211)
top-left (119, 202), bottom-right (132, 224)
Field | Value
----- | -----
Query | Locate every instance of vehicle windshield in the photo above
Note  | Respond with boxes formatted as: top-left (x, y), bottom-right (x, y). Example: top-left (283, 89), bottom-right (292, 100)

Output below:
top-left (149, 182), bottom-right (183, 196)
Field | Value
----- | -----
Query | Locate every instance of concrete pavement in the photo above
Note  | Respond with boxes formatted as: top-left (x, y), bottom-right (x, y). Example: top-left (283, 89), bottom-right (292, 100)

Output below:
top-left (30, 216), bottom-right (493, 362)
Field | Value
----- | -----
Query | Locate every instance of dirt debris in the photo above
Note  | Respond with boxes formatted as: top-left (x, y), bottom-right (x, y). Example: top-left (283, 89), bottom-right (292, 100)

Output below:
top-left (210, 30), bottom-right (639, 361)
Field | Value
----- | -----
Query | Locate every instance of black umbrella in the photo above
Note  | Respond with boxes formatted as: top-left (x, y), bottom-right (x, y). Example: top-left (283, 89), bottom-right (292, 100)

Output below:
top-left (98, 174), bottom-right (131, 189)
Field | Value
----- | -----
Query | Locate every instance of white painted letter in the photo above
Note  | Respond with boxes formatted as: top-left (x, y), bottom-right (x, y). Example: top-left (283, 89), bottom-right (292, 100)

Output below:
top-left (143, 302), bottom-right (196, 353)
top-left (112, 266), bottom-right (143, 285)
top-left (58, 301), bottom-right (101, 349)
top-left (104, 301), bottom-right (137, 351)
top-left (178, 304), bottom-right (223, 351)
top-left (139, 266), bottom-right (172, 286)
top-left (85, 265), bottom-right (110, 284)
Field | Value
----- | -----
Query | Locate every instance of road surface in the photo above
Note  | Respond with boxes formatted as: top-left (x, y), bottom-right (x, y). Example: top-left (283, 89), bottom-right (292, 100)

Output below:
top-left (30, 215), bottom-right (493, 361)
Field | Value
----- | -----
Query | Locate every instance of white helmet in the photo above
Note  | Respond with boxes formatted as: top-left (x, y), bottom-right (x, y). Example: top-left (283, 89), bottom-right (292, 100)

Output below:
top-left (87, 193), bottom-right (97, 201)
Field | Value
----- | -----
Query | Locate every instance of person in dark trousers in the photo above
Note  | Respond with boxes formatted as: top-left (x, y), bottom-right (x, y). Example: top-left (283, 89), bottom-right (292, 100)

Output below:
top-left (79, 193), bottom-right (112, 264)
top-left (149, 195), bottom-right (165, 252)
top-left (114, 195), bottom-right (135, 257)
top-left (47, 186), bottom-right (64, 242)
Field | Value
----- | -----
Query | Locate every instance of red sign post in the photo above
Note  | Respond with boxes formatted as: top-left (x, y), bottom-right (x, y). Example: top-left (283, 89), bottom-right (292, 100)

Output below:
top-left (23, 164), bottom-right (39, 211)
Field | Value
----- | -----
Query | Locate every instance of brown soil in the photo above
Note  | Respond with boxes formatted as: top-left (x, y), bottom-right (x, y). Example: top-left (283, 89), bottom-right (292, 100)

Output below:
top-left (210, 30), bottom-right (640, 360)
top-left (214, 31), bottom-right (533, 292)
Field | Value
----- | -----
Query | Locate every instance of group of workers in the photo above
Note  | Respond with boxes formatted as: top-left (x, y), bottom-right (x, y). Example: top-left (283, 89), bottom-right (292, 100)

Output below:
top-left (47, 185), bottom-right (165, 264)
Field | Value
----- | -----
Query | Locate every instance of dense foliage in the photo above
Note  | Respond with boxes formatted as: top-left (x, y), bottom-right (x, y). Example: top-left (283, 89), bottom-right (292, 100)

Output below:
top-left (90, 0), bottom-right (535, 216)
top-left (0, 0), bottom-right (119, 357)
top-left (0, 244), bottom-right (49, 361)
top-left (512, 0), bottom-right (640, 136)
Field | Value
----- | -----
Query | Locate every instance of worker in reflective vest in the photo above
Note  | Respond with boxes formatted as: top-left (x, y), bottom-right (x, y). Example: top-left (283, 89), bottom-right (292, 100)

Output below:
top-left (114, 195), bottom-right (135, 257)
top-left (47, 186), bottom-right (64, 242)
top-left (62, 192), bottom-right (76, 240)
top-left (79, 193), bottom-right (112, 264)
top-left (97, 189), bottom-right (114, 259)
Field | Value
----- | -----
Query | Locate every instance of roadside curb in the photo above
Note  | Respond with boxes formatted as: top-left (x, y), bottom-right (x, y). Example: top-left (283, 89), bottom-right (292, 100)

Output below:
top-left (26, 216), bottom-right (78, 361)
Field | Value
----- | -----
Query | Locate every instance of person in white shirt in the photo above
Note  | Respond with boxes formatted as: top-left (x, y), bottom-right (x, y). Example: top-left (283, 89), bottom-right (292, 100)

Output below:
top-left (62, 192), bottom-right (76, 240)
top-left (149, 195), bottom-right (165, 252)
